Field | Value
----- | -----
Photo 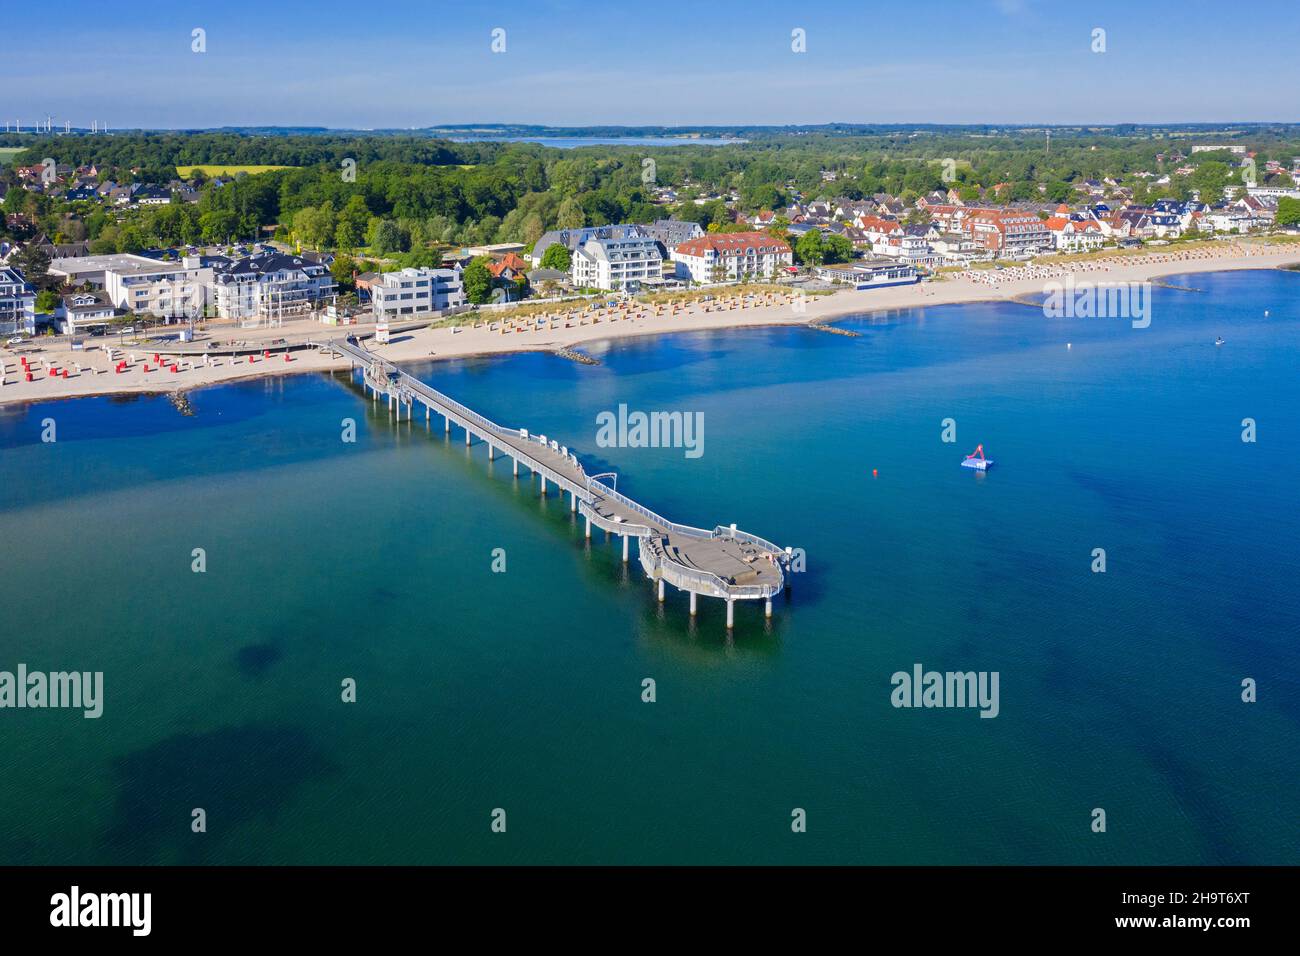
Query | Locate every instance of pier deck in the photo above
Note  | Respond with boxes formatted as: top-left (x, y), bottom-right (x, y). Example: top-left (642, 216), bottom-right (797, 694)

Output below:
top-left (322, 336), bottom-right (789, 628)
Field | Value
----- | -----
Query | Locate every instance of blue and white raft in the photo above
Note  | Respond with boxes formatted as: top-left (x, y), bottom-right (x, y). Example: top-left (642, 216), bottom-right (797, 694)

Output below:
top-left (961, 444), bottom-right (994, 471)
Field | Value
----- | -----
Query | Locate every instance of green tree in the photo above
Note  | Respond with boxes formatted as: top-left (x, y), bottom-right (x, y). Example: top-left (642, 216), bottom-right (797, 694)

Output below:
top-left (200, 209), bottom-right (239, 243)
top-left (555, 196), bottom-right (585, 230)
top-left (795, 230), bottom-right (826, 266)
top-left (11, 244), bottom-right (54, 290)
top-left (397, 247), bottom-right (443, 269)
top-left (293, 202), bottom-right (336, 250)
top-left (1046, 181), bottom-right (1073, 203)
top-left (1276, 196), bottom-right (1300, 228)
top-left (823, 233), bottom-right (854, 263)
top-left (520, 213), bottom-right (545, 245)
top-left (334, 195), bottom-right (370, 250)
top-left (1188, 161), bottom-right (1230, 203)
top-left (462, 257), bottom-right (493, 304)
top-left (330, 254), bottom-right (357, 290)
top-left (540, 244), bottom-right (572, 272)
top-left (36, 289), bottom-right (61, 313)
top-left (368, 219), bottom-right (408, 256)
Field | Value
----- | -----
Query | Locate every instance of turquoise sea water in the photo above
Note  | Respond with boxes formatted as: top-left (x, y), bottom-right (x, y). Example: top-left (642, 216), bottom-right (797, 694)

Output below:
top-left (1, 269), bottom-right (1297, 865)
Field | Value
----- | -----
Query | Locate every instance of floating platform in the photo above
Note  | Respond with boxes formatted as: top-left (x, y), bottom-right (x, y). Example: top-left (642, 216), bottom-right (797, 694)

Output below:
top-left (962, 444), bottom-right (993, 471)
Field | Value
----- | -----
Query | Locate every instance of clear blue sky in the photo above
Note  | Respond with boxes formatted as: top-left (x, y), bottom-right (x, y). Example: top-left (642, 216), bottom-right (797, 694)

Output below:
top-left (3, 0), bottom-right (1297, 129)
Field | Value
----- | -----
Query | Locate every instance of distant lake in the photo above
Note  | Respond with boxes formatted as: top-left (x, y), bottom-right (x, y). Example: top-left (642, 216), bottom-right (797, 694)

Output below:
top-left (449, 136), bottom-right (745, 148)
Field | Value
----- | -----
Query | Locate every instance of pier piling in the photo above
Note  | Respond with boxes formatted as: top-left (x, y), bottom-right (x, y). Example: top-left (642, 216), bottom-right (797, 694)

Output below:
top-left (328, 337), bottom-right (789, 633)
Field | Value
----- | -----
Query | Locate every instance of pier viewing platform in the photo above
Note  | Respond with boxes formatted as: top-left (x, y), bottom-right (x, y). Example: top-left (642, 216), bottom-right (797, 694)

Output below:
top-left (322, 335), bottom-right (790, 628)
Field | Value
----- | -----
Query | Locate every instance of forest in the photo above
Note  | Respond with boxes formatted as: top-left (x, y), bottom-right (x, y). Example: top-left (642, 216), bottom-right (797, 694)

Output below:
top-left (3, 125), bottom-right (1298, 259)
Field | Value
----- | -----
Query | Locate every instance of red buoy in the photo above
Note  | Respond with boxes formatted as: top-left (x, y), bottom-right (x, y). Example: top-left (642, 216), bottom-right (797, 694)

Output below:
top-left (872, 468), bottom-right (878, 478)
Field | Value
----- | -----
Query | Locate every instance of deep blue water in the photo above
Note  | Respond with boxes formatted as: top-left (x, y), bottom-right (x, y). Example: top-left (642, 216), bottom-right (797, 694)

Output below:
top-left (0, 269), bottom-right (1297, 864)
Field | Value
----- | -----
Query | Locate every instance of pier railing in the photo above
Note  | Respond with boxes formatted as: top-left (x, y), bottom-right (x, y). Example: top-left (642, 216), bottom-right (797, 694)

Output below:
top-left (639, 537), bottom-right (781, 600)
top-left (712, 526), bottom-right (787, 560)
top-left (331, 335), bottom-right (787, 603)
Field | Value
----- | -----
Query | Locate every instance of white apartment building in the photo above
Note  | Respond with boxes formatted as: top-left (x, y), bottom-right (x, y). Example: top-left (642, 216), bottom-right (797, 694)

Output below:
top-left (0, 266), bottom-right (37, 335)
top-left (102, 256), bottom-right (213, 322)
top-left (670, 231), bottom-right (793, 283)
top-left (60, 291), bottom-right (120, 335)
top-left (371, 267), bottom-right (466, 319)
top-left (570, 234), bottom-right (663, 291)
top-left (210, 251), bottom-right (337, 322)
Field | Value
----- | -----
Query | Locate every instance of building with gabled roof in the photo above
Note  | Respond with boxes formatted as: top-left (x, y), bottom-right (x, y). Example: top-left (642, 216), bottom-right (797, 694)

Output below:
top-left (571, 232), bottom-right (663, 291)
top-left (670, 231), bottom-right (792, 283)
top-left (530, 224), bottom-right (647, 267)
top-left (210, 250), bottom-right (336, 322)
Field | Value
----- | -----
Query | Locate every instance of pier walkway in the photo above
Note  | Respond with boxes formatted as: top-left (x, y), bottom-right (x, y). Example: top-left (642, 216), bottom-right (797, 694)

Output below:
top-left (321, 335), bottom-right (790, 628)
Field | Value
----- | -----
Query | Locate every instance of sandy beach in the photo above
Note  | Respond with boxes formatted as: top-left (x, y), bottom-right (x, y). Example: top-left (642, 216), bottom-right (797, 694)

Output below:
top-left (3, 242), bottom-right (1297, 408)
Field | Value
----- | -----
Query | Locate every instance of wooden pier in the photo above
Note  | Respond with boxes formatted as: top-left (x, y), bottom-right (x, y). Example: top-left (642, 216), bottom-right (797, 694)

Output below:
top-left (323, 336), bottom-right (790, 629)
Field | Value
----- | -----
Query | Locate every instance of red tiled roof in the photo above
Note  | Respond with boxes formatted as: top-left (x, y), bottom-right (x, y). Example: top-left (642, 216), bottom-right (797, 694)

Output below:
top-left (493, 252), bottom-right (528, 272)
top-left (857, 215), bottom-right (901, 234)
top-left (673, 231), bottom-right (791, 257)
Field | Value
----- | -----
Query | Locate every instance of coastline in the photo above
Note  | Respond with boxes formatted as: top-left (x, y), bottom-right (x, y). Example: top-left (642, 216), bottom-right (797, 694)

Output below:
top-left (3, 245), bottom-right (1297, 409)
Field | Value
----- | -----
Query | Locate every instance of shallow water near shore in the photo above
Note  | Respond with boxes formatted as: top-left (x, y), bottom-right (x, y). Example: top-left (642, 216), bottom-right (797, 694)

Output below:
top-left (1, 269), bottom-right (1297, 865)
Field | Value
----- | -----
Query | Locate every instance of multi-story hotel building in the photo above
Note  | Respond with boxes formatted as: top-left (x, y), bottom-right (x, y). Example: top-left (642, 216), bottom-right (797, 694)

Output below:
top-left (102, 256), bottom-right (213, 321)
top-left (570, 233), bottom-right (663, 291)
top-left (925, 206), bottom-right (1050, 256)
top-left (965, 209), bottom-right (1051, 255)
top-left (0, 266), bottom-right (36, 335)
top-left (210, 251), bottom-right (337, 321)
top-left (670, 231), bottom-right (793, 283)
top-left (371, 267), bottom-right (466, 319)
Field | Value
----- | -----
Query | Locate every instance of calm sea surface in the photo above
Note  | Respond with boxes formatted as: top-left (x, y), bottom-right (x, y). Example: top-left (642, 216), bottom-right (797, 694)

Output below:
top-left (1, 269), bottom-right (1297, 864)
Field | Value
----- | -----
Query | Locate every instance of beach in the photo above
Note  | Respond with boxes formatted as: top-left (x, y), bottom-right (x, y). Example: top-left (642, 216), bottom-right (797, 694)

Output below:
top-left (3, 242), bottom-right (1296, 407)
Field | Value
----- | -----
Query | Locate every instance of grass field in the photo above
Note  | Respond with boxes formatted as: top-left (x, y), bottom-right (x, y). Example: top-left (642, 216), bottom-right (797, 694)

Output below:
top-left (175, 164), bottom-right (292, 177)
top-left (0, 147), bottom-right (25, 165)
